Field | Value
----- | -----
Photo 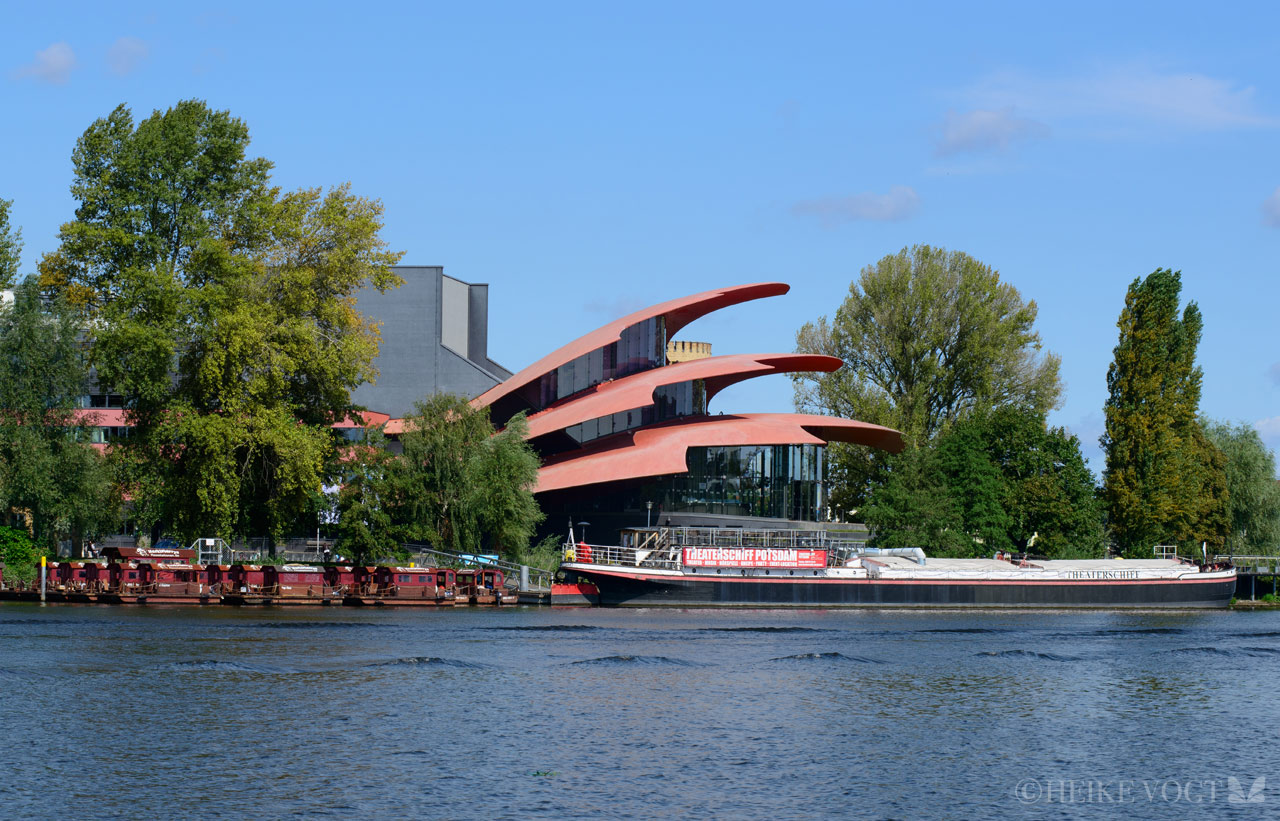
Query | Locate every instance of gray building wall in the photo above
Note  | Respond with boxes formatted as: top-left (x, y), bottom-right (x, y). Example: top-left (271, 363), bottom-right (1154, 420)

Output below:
top-left (351, 266), bottom-right (511, 418)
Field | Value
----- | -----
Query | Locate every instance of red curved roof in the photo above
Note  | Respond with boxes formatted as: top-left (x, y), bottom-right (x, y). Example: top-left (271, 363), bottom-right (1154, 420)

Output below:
top-left (535, 413), bottom-right (903, 494)
top-left (473, 282), bottom-right (789, 412)
top-left (522, 353), bottom-right (842, 441)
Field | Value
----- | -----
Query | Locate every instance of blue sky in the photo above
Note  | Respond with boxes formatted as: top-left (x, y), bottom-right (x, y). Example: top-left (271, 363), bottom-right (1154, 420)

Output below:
top-left (5, 1), bottom-right (1279, 475)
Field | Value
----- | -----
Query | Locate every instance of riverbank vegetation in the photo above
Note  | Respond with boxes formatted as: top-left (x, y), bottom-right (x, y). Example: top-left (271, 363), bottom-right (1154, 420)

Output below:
top-left (0, 100), bottom-right (543, 563)
top-left (333, 396), bottom-right (544, 565)
top-left (797, 248), bottom-right (1280, 558)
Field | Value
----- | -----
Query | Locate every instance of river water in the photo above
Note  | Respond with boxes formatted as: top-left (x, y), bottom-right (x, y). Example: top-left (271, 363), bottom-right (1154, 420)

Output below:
top-left (2, 604), bottom-right (1278, 819)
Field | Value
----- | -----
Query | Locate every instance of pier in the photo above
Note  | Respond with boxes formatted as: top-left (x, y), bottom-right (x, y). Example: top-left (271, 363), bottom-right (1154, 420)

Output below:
top-left (1215, 556), bottom-right (1280, 600)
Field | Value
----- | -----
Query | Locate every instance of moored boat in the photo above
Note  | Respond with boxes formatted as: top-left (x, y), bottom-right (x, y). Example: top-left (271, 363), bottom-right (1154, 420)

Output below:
top-left (455, 568), bottom-right (511, 606)
top-left (342, 566), bottom-right (457, 606)
top-left (560, 527), bottom-right (1237, 608)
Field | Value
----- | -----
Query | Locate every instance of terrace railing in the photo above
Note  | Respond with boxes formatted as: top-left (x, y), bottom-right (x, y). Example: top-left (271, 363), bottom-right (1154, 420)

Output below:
top-left (401, 543), bottom-right (555, 592)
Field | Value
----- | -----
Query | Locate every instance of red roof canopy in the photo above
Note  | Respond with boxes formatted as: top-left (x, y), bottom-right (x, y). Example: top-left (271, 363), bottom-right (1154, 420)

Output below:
top-left (523, 353), bottom-right (842, 441)
top-left (535, 413), bottom-right (903, 493)
top-left (473, 282), bottom-right (789, 413)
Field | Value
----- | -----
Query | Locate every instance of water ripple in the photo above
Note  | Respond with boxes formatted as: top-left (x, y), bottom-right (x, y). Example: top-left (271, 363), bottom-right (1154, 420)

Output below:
top-left (364, 656), bottom-right (486, 669)
top-left (975, 650), bottom-right (1083, 661)
top-left (769, 652), bottom-right (883, 664)
top-left (483, 625), bottom-right (603, 632)
top-left (170, 659), bottom-right (282, 673)
top-left (249, 621), bottom-right (387, 630)
top-left (701, 626), bottom-right (832, 633)
top-left (916, 628), bottom-right (1012, 634)
top-left (568, 655), bottom-right (702, 667)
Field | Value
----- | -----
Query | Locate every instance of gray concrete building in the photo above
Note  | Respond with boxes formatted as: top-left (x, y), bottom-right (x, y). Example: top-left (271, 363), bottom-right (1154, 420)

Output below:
top-left (352, 266), bottom-right (511, 417)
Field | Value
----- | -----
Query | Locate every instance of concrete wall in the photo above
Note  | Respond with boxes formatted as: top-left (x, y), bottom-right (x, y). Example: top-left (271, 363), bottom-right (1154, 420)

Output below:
top-left (351, 266), bottom-right (509, 418)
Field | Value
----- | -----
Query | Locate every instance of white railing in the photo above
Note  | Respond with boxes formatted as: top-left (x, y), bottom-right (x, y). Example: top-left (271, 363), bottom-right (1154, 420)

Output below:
top-left (1215, 555), bottom-right (1280, 573)
top-left (567, 526), bottom-right (872, 571)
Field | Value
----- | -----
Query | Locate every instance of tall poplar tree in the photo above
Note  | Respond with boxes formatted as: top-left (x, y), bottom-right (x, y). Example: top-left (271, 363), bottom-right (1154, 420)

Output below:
top-left (1102, 268), bottom-right (1228, 556)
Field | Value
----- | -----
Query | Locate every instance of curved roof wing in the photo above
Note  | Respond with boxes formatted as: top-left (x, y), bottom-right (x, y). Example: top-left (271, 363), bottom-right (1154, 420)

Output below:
top-left (523, 353), bottom-right (842, 441)
top-left (473, 282), bottom-right (789, 416)
top-left (535, 413), bottom-right (903, 494)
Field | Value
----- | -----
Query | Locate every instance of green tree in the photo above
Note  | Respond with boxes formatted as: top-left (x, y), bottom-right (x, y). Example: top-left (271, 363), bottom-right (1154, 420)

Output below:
top-left (1102, 269), bottom-right (1227, 556)
top-left (0, 197), bottom-right (21, 290)
top-left (0, 525), bottom-right (43, 587)
top-left (862, 444), bottom-right (969, 555)
top-left (40, 101), bottom-right (403, 545)
top-left (334, 429), bottom-right (403, 565)
top-left (976, 406), bottom-right (1104, 558)
top-left (0, 280), bottom-right (116, 554)
top-left (794, 244), bottom-right (1062, 508)
top-left (865, 406), bottom-right (1104, 559)
top-left (1203, 419), bottom-right (1280, 554)
top-left (391, 394), bottom-right (543, 559)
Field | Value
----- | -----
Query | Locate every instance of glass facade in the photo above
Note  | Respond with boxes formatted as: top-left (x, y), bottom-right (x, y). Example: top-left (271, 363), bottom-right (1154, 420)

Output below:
top-left (549, 444), bottom-right (827, 523)
top-left (536, 317), bottom-right (666, 410)
top-left (564, 379), bottom-right (706, 445)
top-left (654, 444), bottom-right (825, 521)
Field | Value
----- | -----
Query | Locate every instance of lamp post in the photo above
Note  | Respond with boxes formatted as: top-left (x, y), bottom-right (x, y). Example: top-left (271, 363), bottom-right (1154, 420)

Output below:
top-left (646, 500), bottom-right (653, 528)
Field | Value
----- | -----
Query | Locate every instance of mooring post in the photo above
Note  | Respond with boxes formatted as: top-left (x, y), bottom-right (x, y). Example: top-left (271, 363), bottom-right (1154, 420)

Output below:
top-left (40, 555), bottom-right (47, 604)
top-left (520, 565), bottom-right (530, 592)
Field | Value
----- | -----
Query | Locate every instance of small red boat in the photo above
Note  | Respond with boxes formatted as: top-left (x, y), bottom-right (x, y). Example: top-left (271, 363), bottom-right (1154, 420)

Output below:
top-left (262, 565), bottom-right (338, 604)
top-left (343, 566), bottom-right (456, 606)
top-left (455, 568), bottom-right (516, 606)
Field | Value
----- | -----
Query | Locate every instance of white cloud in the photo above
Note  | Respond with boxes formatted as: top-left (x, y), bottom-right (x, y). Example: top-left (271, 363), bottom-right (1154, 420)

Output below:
top-left (1255, 416), bottom-right (1280, 452)
top-left (935, 107), bottom-right (1049, 156)
top-left (793, 186), bottom-right (920, 226)
top-left (584, 295), bottom-right (649, 318)
top-left (1263, 187), bottom-right (1280, 228)
top-left (14, 42), bottom-right (76, 85)
top-left (956, 62), bottom-right (1279, 132)
top-left (107, 37), bottom-right (149, 76)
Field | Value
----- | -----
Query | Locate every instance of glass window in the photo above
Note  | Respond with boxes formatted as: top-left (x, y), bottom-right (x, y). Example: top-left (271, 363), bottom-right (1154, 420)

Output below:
top-left (641, 444), bottom-right (829, 521)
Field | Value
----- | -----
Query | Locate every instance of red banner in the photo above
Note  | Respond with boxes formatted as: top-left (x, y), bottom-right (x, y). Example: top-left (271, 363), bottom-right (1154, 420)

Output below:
top-left (682, 547), bottom-right (827, 569)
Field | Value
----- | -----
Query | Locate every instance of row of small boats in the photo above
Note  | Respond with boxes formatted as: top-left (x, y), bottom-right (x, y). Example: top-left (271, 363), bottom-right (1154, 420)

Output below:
top-left (0, 547), bottom-right (518, 607)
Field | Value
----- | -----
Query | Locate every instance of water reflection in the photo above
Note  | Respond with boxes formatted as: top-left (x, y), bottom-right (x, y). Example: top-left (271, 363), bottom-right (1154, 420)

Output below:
top-left (2, 604), bottom-right (1279, 819)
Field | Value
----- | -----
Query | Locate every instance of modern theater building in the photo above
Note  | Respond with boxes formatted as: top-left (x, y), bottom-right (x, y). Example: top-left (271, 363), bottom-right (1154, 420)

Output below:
top-left (471, 282), bottom-right (902, 542)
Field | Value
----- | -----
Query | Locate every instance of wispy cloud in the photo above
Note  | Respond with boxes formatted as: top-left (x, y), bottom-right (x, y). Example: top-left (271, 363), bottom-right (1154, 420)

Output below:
top-left (935, 107), bottom-right (1049, 156)
top-left (193, 46), bottom-right (226, 76)
top-left (197, 10), bottom-right (239, 27)
top-left (107, 37), bottom-right (149, 76)
top-left (1256, 416), bottom-right (1280, 452)
top-left (584, 295), bottom-right (649, 318)
top-left (793, 186), bottom-right (920, 226)
top-left (1263, 187), bottom-right (1280, 228)
top-left (14, 42), bottom-right (77, 84)
top-left (954, 62), bottom-right (1279, 133)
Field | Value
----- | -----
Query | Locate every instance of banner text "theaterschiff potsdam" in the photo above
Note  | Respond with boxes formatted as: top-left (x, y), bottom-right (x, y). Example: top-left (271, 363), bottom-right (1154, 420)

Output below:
top-left (682, 548), bottom-right (827, 569)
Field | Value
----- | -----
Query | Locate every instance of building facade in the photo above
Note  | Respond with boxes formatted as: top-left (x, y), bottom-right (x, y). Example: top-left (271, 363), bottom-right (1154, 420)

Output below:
top-left (351, 266), bottom-right (511, 418)
top-left (472, 282), bottom-right (902, 542)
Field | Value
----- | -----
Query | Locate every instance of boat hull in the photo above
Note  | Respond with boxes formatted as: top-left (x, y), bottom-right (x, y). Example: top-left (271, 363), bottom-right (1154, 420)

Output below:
top-left (571, 567), bottom-right (1237, 609)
